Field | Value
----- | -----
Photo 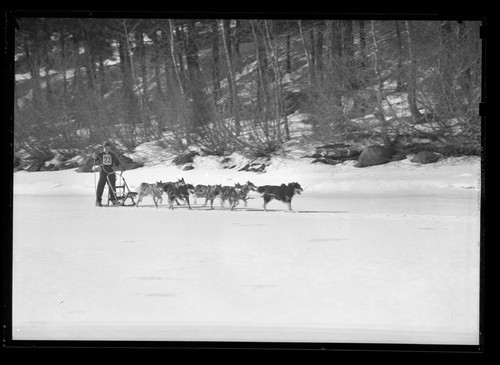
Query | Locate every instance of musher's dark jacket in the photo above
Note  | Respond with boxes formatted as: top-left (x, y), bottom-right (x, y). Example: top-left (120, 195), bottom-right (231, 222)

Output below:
top-left (94, 152), bottom-right (120, 174)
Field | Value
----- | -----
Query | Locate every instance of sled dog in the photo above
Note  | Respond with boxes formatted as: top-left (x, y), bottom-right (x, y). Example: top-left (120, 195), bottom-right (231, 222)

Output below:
top-left (193, 184), bottom-right (222, 209)
top-left (161, 178), bottom-right (193, 210)
top-left (221, 181), bottom-right (258, 210)
top-left (136, 181), bottom-right (165, 207)
top-left (219, 185), bottom-right (236, 208)
top-left (256, 182), bottom-right (303, 211)
top-left (232, 181), bottom-right (258, 208)
top-left (193, 184), bottom-right (208, 204)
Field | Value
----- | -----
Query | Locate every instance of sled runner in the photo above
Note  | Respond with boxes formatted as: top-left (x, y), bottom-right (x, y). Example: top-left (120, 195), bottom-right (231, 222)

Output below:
top-left (106, 171), bottom-right (138, 206)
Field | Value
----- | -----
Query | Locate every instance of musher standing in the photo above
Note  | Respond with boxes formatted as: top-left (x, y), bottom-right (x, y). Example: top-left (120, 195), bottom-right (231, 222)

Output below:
top-left (92, 141), bottom-right (126, 206)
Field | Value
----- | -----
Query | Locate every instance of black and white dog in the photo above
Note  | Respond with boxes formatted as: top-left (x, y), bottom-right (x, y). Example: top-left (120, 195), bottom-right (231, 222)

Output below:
top-left (161, 178), bottom-right (194, 210)
top-left (256, 182), bottom-right (303, 211)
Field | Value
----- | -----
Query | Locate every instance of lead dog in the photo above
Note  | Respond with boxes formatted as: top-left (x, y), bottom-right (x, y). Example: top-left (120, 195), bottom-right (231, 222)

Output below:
top-left (256, 182), bottom-right (303, 211)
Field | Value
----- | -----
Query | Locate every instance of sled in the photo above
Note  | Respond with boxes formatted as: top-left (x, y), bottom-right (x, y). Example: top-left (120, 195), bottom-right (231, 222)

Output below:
top-left (106, 171), bottom-right (138, 206)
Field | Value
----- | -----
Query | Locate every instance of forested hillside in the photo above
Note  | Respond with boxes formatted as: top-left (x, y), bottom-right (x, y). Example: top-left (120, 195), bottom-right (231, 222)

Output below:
top-left (13, 17), bottom-right (482, 170)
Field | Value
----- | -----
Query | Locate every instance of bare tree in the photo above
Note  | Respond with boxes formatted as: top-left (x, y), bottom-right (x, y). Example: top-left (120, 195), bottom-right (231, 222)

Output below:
top-left (264, 19), bottom-right (290, 141)
top-left (298, 20), bottom-right (313, 87)
top-left (221, 19), bottom-right (241, 136)
top-left (404, 20), bottom-right (424, 122)
top-left (185, 19), bottom-right (210, 134)
top-left (210, 19), bottom-right (221, 102)
top-left (358, 20), bottom-right (367, 68)
top-left (169, 19), bottom-right (185, 96)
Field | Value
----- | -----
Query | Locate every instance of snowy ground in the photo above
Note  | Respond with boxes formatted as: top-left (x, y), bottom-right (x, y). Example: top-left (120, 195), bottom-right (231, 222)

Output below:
top-left (11, 154), bottom-right (482, 345)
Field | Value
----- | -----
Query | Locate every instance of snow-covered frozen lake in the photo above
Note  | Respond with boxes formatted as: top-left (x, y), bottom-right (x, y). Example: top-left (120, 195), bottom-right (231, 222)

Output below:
top-left (11, 155), bottom-right (482, 345)
top-left (12, 190), bottom-right (480, 344)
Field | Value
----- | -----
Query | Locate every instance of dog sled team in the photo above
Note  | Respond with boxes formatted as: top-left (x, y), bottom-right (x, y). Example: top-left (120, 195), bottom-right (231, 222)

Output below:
top-left (92, 141), bottom-right (303, 211)
top-left (135, 178), bottom-right (304, 212)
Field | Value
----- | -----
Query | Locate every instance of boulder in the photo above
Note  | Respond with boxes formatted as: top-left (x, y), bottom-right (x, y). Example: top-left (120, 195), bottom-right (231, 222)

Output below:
top-left (311, 157), bottom-right (342, 165)
top-left (309, 143), bottom-right (361, 165)
top-left (238, 158), bottom-right (269, 173)
top-left (25, 161), bottom-right (44, 172)
top-left (355, 145), bottom-right (394, 167)
top-left (355, 135), bottom-right (404, 168)
top-left (410, 151), bottom-right (440, 164)
top-left (220, 157), bottom-right (236, 169)
top-left (173, 151), bottom-right (199, 165)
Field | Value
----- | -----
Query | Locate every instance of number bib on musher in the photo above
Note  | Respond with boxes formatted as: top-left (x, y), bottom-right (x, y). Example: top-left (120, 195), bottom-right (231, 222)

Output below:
top-left (103, 154), bottom-right (112, 165)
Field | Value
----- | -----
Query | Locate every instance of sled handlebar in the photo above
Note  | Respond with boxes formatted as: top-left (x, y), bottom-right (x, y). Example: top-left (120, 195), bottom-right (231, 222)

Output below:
top-left (106, 170), bottom-right (124, 176)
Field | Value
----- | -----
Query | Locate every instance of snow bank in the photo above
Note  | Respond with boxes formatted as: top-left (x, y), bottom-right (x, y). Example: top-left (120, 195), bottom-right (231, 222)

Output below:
top-left (13, 153), bottom-right (481, 197)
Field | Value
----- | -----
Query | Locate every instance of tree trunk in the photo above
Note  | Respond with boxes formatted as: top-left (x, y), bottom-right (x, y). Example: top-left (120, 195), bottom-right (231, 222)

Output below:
top-left (358, 20), bottom-right (367, 68)
top-left (329, 20), bottom-right (342, 61)
top-left (370, 20), bottom-right (388, 131)
top-left (266, 20), bottom-right (291, 140)
top-left (98, 53), bottom-right (107, 98)
top-left (298, 20), bottom-right (314, 87)
top-left (43, 65), bottom-right (54, 108)
top-left (137, 30), bottom-right (149, 102)
top-left (439, 20), bottom-right (454, 115)
top-left (40, 22), bottom-right (54, 108)
top-left (234, 20), bottom-right (242, 72)
top-left (404, 21), bottom-right (424, 121)
top-left (310, 26), bottom-right (316, 71)
top-left (211, 20), bottom-right (221, 102)
top-left (458, 22), bottom-right (472, 99)
top-left (185, 19), bottom-right (208, 134)
top-left (285, 33), bottom-right (292, 74)
top-left (150, 28), bottom-right (164, 101)
top-left (263, 20), bottom-right (285, 141)
top-left (327, 20), bottom-right (342, 110)
top-left (82, 30), bottom-right (96, 91)
top-left (223, 19), bottom-right (232, 59)
top-left (59, 31), bottom-right (68, 97)
top-left (221, 19), bottom-right (240, 136)
top-left (342, 20), bottom-right (356, 89)
top-left (251, 20), bottom-right (270, 137)
top-left (24, 41), bottom-right (42, 108)
top-left (122, 20), bottom-right (145, 128)
top-left (174, 22), bottom-right (188, 95)
top-left (168, 20), bottom-right (185, 95)
top-left (342, 20), bottom-right (354, 61)
top-left (394, 20), bottom-right (405, 92)
top-left (117, 34), bottom-right (139, 129)
top-left (315, 23), bottom-right (324, 75)
top-left (160, 25), bottom-right (177, 96)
